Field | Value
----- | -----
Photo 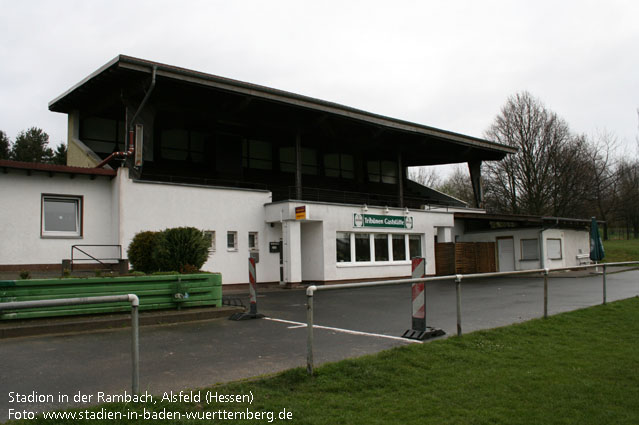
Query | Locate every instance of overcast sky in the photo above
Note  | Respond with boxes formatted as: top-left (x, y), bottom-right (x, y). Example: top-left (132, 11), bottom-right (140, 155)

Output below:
top-left (1, 0), bottom-right (638, 163)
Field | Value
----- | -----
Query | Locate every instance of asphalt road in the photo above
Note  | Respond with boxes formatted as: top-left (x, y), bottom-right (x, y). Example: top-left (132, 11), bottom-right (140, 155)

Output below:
top-left (1, 270), bottom-right (638, 421)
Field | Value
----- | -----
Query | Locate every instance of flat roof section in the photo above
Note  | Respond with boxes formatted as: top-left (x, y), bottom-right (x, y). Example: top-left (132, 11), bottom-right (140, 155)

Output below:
top-left (0, 160), bottom-right (117, 178)
top-left (454, 212), bottom-right (602, 229)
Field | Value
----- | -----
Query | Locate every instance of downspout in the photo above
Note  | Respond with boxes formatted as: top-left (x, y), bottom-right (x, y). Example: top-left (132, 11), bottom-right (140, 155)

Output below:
top-left (96, 66), bottom-right (157, 168)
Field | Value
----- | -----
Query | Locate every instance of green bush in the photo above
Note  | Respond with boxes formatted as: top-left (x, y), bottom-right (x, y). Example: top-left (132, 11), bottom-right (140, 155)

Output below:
top-left (152, 227), bottom-right (211, 273)
top-left (127, 231), bottom-right (161, 273)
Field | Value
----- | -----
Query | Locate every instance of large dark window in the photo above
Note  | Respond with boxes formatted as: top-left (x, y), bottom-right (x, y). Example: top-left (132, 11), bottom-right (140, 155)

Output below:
top-left (367, 160), bottom-right (397, 184)
top-left (160, 129), bottom-right (206, 162)
top-left (324, 153), bottom-right (354, 179)
top-left (243, 139), bottom-right (272, 170)
top-left (80, 116), bottom-right (125, 154)
top-left (280, 147), bottom-right (318, 175)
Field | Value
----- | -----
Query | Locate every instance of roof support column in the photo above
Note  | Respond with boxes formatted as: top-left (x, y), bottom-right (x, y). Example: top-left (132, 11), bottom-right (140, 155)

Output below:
top-left (468, 160), bottom-right (483, 209)
top-left (398, 152), bottom-right (404, 208)
top-left (295, 131), bottom-right (302, 200)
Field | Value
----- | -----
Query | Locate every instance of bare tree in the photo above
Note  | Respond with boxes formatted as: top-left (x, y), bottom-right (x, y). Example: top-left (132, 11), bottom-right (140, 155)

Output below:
top-left (615, 159), bottom-right (639, 238)
top-left (436, 165), bottom-right (475, 205)
top-left (483, 92), bottom-right (592, 216)
top-left (580, 131), bottom-right (619, 239)
top-left (408, 166), bottom-right (441, 188)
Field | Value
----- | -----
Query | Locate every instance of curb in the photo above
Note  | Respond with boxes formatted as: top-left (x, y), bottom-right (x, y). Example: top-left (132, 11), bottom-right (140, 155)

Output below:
top-left (0, 306), bottom-right (244, 339)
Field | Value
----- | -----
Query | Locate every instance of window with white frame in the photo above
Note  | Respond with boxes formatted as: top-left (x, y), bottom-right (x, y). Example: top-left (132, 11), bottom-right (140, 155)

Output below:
top-left (336, 232), bottom-right (351, 262)
top-left (521, 238), bottom-right (539, 261)
top-left (41, 195), bottom-right (82, 238)
top-left (409, 234), bottom-right (422, 258)
top-left (227, 231), bottom-right (238, 251)
top-left (248, 232), bottom-right (259, 251)
top-left (204, 230), bottom-right (216, 252)
top-left (336, 232), bottom-right (415, 264)
top-left (547, 238), bottom-right (562, 260)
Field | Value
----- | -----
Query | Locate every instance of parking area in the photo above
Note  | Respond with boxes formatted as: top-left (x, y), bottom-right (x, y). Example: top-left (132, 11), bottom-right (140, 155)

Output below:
top-left (1, 270), bottom-right (638, 421)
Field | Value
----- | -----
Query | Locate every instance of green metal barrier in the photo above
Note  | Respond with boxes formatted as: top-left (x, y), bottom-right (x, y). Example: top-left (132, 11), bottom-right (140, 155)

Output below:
top-left (0, 273), bottom-right (222, 320)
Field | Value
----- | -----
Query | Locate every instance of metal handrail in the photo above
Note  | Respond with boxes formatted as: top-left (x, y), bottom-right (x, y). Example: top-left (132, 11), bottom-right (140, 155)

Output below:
top-left (71, 244), bottom-right (122, 270)
top-left (305, 261), bottom-right (639, 375)
top-left (0, 294), bottom-right (140, 393)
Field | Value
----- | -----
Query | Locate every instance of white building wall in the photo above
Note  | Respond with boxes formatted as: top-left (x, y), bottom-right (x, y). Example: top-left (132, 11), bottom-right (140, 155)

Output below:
top-left (0, 172), bottom-right (116, 265)
top-left (458, 227), bottom-right (589, 270)
top-left (116, 168), bottom-right (280, 284)
top-left (265, 201), bottom-right (455, 281)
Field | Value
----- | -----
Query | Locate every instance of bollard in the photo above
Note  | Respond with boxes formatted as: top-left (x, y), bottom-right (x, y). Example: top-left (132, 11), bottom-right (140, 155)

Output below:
top-left (543, 268), bottom-right (549, 319)
top-left (131, 300), bottom-right (140, 394)
top-left (229, 257), bottom-right (265, 320)
top-left (306, 289), bottom-right (315, 376)
top-left (402, 257), bottom-right (444, 340)
top-left (602, 264), bottom-right (607, 305)
top-left (455, 275), bottom-right (462, 336)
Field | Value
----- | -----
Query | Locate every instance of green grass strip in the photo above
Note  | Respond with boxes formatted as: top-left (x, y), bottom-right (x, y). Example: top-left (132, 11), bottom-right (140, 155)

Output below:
top-left (603, 239), bottom-right (639, 263)
top-left (13, 297), bottom-right (639, 424)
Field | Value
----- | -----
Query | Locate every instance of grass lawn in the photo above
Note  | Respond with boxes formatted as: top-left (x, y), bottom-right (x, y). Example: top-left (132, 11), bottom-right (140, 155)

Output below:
top-left (603, 238), bottom-right (639, 263)
top-left (16, 297), bottom-right (639, 424)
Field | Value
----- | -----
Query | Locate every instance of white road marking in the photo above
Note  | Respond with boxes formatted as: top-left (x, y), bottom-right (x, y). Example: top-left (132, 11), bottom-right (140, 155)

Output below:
top-left (265, 317), bottom-right (421, 344)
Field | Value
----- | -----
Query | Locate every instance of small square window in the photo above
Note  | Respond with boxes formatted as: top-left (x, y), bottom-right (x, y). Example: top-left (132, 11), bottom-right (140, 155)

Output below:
top-left (521, 239), bottom-right (539, 261)
top-left (204, 231), bottom-right (216, 252)
top-left (248, 232), bottom-right (258, 251)
top-left (227, 231), bottom-right (238, 251)
top-left (41, 195), bottom-right (82, 238)
top-left (547, 238), bottom-right (562, 260)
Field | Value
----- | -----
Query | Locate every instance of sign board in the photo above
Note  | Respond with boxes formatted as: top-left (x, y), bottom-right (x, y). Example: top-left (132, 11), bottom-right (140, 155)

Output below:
top-left (353, 213), bottom-right (413, 229)
top-left (295, 206), bottom-right (307, 220)
top-left (269, 242), bottom-right (281, 253)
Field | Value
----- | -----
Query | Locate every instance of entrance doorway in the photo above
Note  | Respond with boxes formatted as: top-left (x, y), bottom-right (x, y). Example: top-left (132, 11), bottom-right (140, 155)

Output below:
top-left (497, 237), bottom-right (515, 272)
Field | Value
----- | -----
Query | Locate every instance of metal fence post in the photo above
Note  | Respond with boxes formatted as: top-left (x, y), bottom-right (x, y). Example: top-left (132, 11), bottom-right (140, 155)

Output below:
top-left (543, 268), bottom-right (549, 319)
top-left (131, 299), bottom-right (140, 394)
top-left (602, 263), bottom-right (607, 305)
top-left (306, 286), bottom-right (316, 376)
top-left (0, 294), bottom-right (141, 393)
top-left (455, 275), bottom-right (462, 336)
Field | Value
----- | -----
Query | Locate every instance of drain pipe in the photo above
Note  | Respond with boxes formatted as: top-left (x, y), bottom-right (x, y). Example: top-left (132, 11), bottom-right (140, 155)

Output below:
top-left (96, 66), bottom-right (157, 168)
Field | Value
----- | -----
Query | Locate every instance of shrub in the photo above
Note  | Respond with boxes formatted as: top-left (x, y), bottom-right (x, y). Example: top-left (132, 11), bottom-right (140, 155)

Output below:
top-left (127, 231), bottom-right (161, 273)
top-left (153, 227), bottom-right (211, 273)
top-left (19, 270), bottom-right (31, 280)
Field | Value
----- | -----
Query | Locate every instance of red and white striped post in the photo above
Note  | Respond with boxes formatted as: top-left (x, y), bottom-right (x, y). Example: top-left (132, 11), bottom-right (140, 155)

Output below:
top-left (402, 257), bottom-right (444, 340)
top-left (411, 257), bottom-right (426, 332)
top-left (230, 257), bottom-right (264, 320)
top-left (248, 256), bottom-right (258, 315)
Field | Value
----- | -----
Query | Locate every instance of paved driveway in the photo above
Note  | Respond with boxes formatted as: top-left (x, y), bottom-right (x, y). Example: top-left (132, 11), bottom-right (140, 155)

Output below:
top-left (1, 270), bottom-right (638, 421)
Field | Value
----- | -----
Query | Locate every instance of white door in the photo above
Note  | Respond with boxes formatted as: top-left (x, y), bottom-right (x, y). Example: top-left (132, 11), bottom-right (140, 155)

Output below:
top-left (497, 237), bottom-right (515, 272)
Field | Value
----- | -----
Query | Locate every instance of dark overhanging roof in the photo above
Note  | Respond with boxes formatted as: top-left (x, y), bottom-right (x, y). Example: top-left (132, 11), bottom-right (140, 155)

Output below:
top-left (49, 55), bottom-right (516, 162)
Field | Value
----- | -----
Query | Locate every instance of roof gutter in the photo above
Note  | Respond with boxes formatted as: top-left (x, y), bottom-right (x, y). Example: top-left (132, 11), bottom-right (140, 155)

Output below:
top-left (95, 65), bottom-right (157, 168)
